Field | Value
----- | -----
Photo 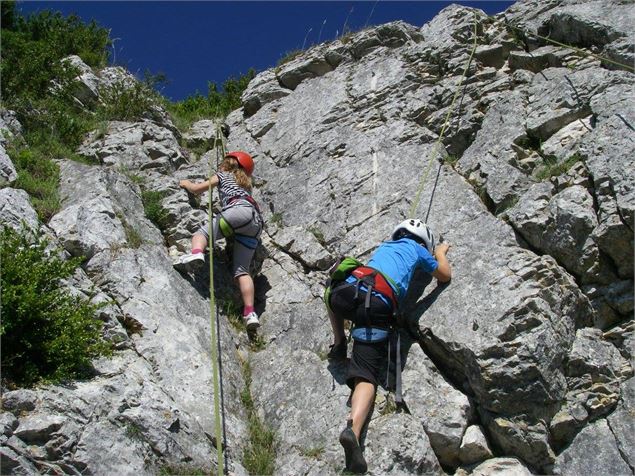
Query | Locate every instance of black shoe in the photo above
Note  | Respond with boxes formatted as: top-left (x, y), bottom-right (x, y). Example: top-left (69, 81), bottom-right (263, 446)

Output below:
top-left (339, 423), bottom-right (367, 474)
top-left (327, 341), bottom-right (347, 360)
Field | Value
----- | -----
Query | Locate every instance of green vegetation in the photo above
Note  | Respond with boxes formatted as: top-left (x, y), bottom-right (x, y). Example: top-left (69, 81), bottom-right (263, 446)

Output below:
top-left (98, 72), bottom-right (165, 122)
top-left (2, 4), bottom-right (257, 222)
top-left (116, 212), bottom-right (144, 248)
top-left (269, 212), bottom-right (283, 228)
top-left (0, 227), bottom-right (110, 387)
top-left (535, 153), bottom-right (583, 181)
top-left (277, 49), bottom-right (304, 67)
top-left (166, 69), bottom-right (256, 129)
top-left (299, 445), bottom-right (325, 459)
top-left (442, 154), bottom-right (460, 166)
top-left (141, 190), bottom-right (170, 233)
top-left (158, 465), bottom-right (209, 476)
top-left (308, 225), bottom-right (325, 245)
top-left (124, 422), bottom-right (144, 441)
top-left (7, 143), bottom-right (61, 222)
top-left (240, 358), bottom-right (277, 475)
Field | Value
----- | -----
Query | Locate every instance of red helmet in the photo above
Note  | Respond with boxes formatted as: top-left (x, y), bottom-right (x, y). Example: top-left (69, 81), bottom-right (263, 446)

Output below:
top-left (226, 151), bottom-right (254, 176)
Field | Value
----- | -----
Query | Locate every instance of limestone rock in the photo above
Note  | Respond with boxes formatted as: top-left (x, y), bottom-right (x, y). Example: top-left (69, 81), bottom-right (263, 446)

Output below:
top-left (402, 344), bottom-right (473, 468)
top-left (470, 457), bottom-right (533, 476)
top-left (78, 120), bottom-right (186, 171)
top-left (364, 412), bottom-right (443, 475)
top-left (1, 390), bottom-right (38, 415)
top-left (0, 109), bottom-right (23, 145)
top-left (607, 377), bottom-right (635, 470)
top-left (0, 144), bottom-right (17, 185)
top-left (242, 70), bottom-right (291, 117)
top-left (458, 425), bottom-right (493, 465)
top-left (554, 419), bottom-right (631, 476)
top-left (0, 188), bottom-right (39, 232)
top-left (62, 55), bottom-right (100, 106)
top-left (269, 225), bottom-right (335, 270)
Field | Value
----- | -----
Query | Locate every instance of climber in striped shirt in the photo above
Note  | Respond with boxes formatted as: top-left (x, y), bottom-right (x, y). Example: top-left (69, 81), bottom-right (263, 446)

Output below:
top-left (175, 151), bottom-right (263, 331)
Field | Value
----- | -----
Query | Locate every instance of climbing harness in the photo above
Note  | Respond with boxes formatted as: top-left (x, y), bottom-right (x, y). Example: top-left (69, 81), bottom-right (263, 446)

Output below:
top-left (408, 14), bottom-right (479, 220)
top-left (325, 259), bottom-right (408, 404)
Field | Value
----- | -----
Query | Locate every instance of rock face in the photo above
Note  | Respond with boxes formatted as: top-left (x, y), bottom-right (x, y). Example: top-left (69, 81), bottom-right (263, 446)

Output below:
top-left (2, 0), bottom-right (634, 475)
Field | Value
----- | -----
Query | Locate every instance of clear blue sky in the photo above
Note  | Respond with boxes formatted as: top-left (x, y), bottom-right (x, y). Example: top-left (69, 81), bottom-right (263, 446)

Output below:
top-left (17, 1), bottom-right (514, 101)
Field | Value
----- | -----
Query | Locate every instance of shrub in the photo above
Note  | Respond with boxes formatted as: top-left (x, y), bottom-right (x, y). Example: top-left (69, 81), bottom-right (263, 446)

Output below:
top-left (9, 144), bottom-right (61, 222)
top-left (141, 190), bottom-right (170, 233)
top-left (1, 7), bottom-right (111, 101)
top-left (535, 153), bottom-right (583, 181)
top-left (0, 227), bottom-right (110, 387)
top-left (97, 72), bottom-right (165, 122)
top-left (166, 69), bottom-right (256, 127)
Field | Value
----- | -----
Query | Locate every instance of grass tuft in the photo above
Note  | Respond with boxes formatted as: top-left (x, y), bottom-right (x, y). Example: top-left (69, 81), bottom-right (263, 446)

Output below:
top-left (240, 358), bottom-right (277, 475)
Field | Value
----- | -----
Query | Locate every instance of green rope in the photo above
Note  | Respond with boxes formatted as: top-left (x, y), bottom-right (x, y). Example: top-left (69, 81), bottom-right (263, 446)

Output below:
top-left (408, 14), bottom-right (479, 219)
top-left (507, 22), bottom-right (635, 73)
top-left (208, 126), bottom-right (224, 476)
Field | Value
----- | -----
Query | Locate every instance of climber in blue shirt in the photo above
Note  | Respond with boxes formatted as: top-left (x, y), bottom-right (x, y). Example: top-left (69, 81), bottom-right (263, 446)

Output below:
top-left (324, 219), bottom-right (451, 473)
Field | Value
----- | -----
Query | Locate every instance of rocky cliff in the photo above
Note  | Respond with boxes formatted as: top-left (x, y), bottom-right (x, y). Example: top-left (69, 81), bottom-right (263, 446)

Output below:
top-left (1, 0), bottom-right (633, 475)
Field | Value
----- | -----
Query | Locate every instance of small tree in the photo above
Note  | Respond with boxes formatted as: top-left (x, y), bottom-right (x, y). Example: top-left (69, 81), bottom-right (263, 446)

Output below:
top-left (1, 227), bottom-right (110, 387)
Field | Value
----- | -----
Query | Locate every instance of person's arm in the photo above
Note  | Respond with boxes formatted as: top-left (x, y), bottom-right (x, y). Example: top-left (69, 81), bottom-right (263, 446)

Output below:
top-left (179, 175), bottom-right (219, 195)
top-left (431, 242), bottom-right (452, 283)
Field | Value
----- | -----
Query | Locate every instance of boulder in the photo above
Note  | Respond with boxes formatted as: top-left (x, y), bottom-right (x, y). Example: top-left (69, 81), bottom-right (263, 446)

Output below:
top-left (0, 144), bottom-right (17, 185)
top-left (0, 188), bottom-right (39, 232)
top-left (554, 419), bottom-right (631, 476)
top-left (458, 425), bottom-right (493, 465)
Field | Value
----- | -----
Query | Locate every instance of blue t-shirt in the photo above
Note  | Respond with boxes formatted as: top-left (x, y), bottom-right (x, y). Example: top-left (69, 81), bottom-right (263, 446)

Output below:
top-left (366, 238), bottom-right (438, 302)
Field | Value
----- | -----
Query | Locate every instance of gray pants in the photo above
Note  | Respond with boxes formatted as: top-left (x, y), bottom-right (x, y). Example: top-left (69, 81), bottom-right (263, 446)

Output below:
top-left (196, 202), bottom-right (262, 277)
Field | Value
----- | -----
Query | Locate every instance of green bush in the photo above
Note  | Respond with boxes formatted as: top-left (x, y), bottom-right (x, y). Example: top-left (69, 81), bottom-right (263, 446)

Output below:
top-left (141, 190), bottom-right (170, 233)
top-left (1, 6), bottom-right (110, 101)
top-left (97, 72), bottom-right (165, 122)
top-left (9, 144), bottom-right (61, 222)
top-left (166, 69), bottom-right (256, 127)
top-left (0, 227), bottom-right (110, 387)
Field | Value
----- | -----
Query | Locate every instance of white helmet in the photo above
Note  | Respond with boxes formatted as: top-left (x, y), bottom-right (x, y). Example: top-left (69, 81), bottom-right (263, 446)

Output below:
top-left (391, 219), bottom-right (435, 254)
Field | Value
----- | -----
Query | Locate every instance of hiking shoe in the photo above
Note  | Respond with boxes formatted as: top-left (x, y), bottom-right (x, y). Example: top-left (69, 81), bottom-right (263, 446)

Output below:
top-left (327, 341), bottom-right (347, 360)
top-left (173, 252), bottom-right (205, 272)
top-left (339, 424), bottom-right (367, 474)
top-left (243, 312), bottom-right (260, 331)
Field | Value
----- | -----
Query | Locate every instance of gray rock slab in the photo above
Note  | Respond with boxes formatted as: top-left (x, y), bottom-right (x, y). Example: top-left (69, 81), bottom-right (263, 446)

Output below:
top-left (49, 160), bottom-right (163, 259)
top-left (0, 109), bottom-right (23, 145)
top-left (459, 425), bottom-right (493, 465)
top-left (470, 457), bottom-right (533, 476)
top-left (13, 414), bottom-right (66, 444)
top-left (554, 418), bottom-right (631, 476)
top-left (0, 143), bottom-right (17, 185)
top-left (607, 377), bottom-right (635, 469)
top-left (0, 188), bottom-right (39, 232)
top-left (362, 412), bottom-right (443, 475)
top-left (402, 344), bottom-right (473, 468)
top-left (250, 346), bottom-right (349, 475)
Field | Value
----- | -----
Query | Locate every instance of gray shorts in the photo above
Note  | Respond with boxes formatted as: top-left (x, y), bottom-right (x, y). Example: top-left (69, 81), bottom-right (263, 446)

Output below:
top-left (196, 202), bottom-right (262, 278)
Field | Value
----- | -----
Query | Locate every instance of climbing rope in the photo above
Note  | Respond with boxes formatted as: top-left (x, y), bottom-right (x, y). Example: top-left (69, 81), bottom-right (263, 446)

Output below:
top-left (207, 123), bottom-right (227, 476)
top-left (506, 22), bottom-right (635, 73)
top-left (214, 123), bottom-right (229, 476)
top-left (408, 14), bottom-right (479, 220)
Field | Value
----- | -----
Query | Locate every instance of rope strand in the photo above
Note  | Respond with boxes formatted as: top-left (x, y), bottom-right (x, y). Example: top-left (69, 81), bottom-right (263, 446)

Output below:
top-left (408, 14), bottom-right (479, 220)
top-left (208, 125), bottom-right (224, 476)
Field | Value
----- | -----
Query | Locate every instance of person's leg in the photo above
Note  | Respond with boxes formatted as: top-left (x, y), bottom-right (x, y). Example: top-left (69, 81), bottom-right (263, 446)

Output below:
top-left (340, 378), bottom-right (371, 474)
top-left (191, 232), bottom-right (207, 253)
top-left (328, 308), bottom-right (346, 346)
top-left (349, 379), bottom-right (376, 439)
top-left (236, 273), bottom-right (254, 310)
top-left (232, 239), bottom-right (260, 330)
